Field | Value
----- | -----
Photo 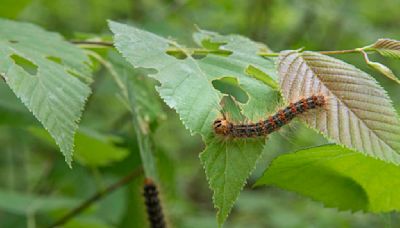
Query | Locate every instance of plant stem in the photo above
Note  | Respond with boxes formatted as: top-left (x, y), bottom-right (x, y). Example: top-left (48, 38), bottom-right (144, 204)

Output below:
top-left (49, 167), bottom-right (143, 228)
top-left (71, 40), bottom-right (361, 56)
top-left (318, 49), bottom-right (361, 55)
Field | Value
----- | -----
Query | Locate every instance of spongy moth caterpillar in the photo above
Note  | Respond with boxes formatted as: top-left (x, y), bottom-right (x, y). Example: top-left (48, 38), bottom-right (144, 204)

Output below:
top-left (143, 178), bottom-right (166, 228)
top-left (213, 95), bottom-right (326, 138)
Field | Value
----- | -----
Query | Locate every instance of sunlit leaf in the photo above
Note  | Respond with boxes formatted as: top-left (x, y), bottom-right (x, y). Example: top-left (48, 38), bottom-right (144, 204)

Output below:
top-left (278, 51), bottom-right (400, 164)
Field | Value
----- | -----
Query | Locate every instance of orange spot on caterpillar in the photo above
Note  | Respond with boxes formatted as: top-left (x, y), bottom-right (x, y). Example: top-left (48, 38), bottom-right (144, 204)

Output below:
top-left (290, 103), bottom-right (297, 115)
top-left (278, 109), bottom-right (287, 123)
top-left (213, 95), bottom-right (326, 138)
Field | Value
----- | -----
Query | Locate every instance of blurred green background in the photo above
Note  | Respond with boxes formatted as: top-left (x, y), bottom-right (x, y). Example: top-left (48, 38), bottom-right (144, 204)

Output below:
top-left (1, 0), bottom-right (400, 227)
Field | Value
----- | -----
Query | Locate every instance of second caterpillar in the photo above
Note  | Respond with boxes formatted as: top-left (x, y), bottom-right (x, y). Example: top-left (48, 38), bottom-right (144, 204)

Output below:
top-left (213, 95), bottom-right (326, 138)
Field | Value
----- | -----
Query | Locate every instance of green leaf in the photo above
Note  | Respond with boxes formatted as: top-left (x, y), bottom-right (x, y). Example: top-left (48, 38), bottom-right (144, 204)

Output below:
top-left (0, 82), bottom-right (36, 126)
top-left (256, 144), bottom-right (400, 212)
top-left (0, 19), bottom-right (92, 166)
top-left (366, 60), bottom-right (400, 84)
top-left (360, 50), bottom-right (400, 84)
top-left (109, 21), bottom-right (278, 225)
top-left (0, 190), bottom-right (77, 215)
top-left (73, 129), bottom-right (129, 167)
top-left (201, 137), bottom-right (265, 225)
top-left (278, 51), bottom-right (400, 165)
top-left (109, 21), bottom-right (221, 136)
top-left (106, 51), bottom-right (164, 179)
top-left (30, 127), bottom-right (129, 167)
top-left (245, 64), bottom-right (279, 90)
top-left (365, 38), bottom-right (400, 59)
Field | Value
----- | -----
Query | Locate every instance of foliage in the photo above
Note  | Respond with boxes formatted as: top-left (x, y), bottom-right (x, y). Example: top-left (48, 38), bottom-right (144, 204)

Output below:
top-left (0, 18), bottom-right (92, 166)
top-left (256, 144), bottom-right (400, 212)
top-left (109, 21), bottom-right (280, 224)
top-left (1, 1), bottom-right (400, 228)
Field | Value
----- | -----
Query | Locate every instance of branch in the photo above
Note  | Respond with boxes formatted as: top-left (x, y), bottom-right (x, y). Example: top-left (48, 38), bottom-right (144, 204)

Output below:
top-left (49, 166), bottom-right (143, 228)
top-left (318, 49), bottom-right (361, 55)
top-left (71, 40), bottom-right (362, 57)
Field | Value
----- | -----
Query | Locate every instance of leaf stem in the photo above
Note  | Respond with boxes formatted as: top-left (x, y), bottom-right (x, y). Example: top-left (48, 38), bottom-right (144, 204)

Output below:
top-left (49, 166), bottom-right (143, 228)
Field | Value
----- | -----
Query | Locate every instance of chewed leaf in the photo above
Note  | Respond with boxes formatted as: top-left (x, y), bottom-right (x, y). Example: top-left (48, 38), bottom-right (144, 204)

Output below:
top-left (256, 145), bottom-right (400, 212)
top-left (109, 21), bottom-right (221, 136)
top-left (366, 38), bottom-right (400, 59)
top-left (278, 51), bottom-right (400, 165)
top-left (0, 19), bottom-right (92, 166)
top-left (109, 21), bottom-right (278, 226)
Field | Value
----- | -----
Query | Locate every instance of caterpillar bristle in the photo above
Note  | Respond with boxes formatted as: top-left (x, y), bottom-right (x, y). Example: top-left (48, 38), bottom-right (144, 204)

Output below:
top-left (213, 95), bottom-right (326, 138)
top-left (143, 178), bottom-right (166, 228)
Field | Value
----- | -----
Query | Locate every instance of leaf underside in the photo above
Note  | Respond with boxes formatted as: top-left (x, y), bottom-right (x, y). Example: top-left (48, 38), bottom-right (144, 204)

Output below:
top-left (256, 144), bottom-right (400, 212)
top-left (0, 19), bottom-right (92, 165)
top-left (278, 51), bottom-right (400, 165)
top-left (369, 38), bottom-right (400, 59)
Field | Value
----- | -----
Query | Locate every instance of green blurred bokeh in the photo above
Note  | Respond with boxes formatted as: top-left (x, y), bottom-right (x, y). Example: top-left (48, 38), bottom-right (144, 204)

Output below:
top-left (1, 0), bottom-right (400, 227)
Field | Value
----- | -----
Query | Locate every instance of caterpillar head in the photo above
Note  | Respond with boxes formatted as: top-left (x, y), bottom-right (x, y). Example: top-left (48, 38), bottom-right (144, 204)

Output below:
top-left (213, 119), bottom-right (232, 135)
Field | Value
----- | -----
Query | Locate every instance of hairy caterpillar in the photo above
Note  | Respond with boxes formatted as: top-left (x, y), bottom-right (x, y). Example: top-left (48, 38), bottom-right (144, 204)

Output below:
top-left (143, 178), bottom-right (166, 228)
top-left (213, 95), bottom-right (326, 138)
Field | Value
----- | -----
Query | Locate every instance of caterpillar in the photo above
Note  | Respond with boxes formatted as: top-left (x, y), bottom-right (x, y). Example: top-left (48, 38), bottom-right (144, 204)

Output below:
top-left (143, 178), bottom-right (166, 228)
top-left (213, 95), bottom-right (326, 138)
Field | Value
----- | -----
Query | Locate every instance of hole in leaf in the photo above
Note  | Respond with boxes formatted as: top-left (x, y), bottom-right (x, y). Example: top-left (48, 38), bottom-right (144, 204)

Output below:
top-left (201, 38), bottom-right (225, 49)
top-left (200, 38), bottom-right (232, 57)
top-left (166, 44), bottom-right (188, 60)
top-left (10, 54), bottom-right (38, 76)
top-left (192, 53), bottom-right (207, 60)
top-left (46, 56), bottom-right (63, 65)
top-left (212, 77), bottom-right (249, 104)
top-left (9, 40), bottom-right (18, 44)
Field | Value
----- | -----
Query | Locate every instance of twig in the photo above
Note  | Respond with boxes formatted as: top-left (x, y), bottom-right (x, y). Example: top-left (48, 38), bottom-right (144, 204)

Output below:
top-left (71, 40), bottom-right (363, 57)
top-left (318, 49), bottom-right (361, 55)
top-left (49, 166), bottom-right (143, 228)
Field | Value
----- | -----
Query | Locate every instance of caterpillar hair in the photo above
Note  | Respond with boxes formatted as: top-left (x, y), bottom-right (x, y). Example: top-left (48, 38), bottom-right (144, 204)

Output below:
top-left (213, 95), bottom-right (326, 138)
top-left (143, 178), bottom-right (166, 228)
